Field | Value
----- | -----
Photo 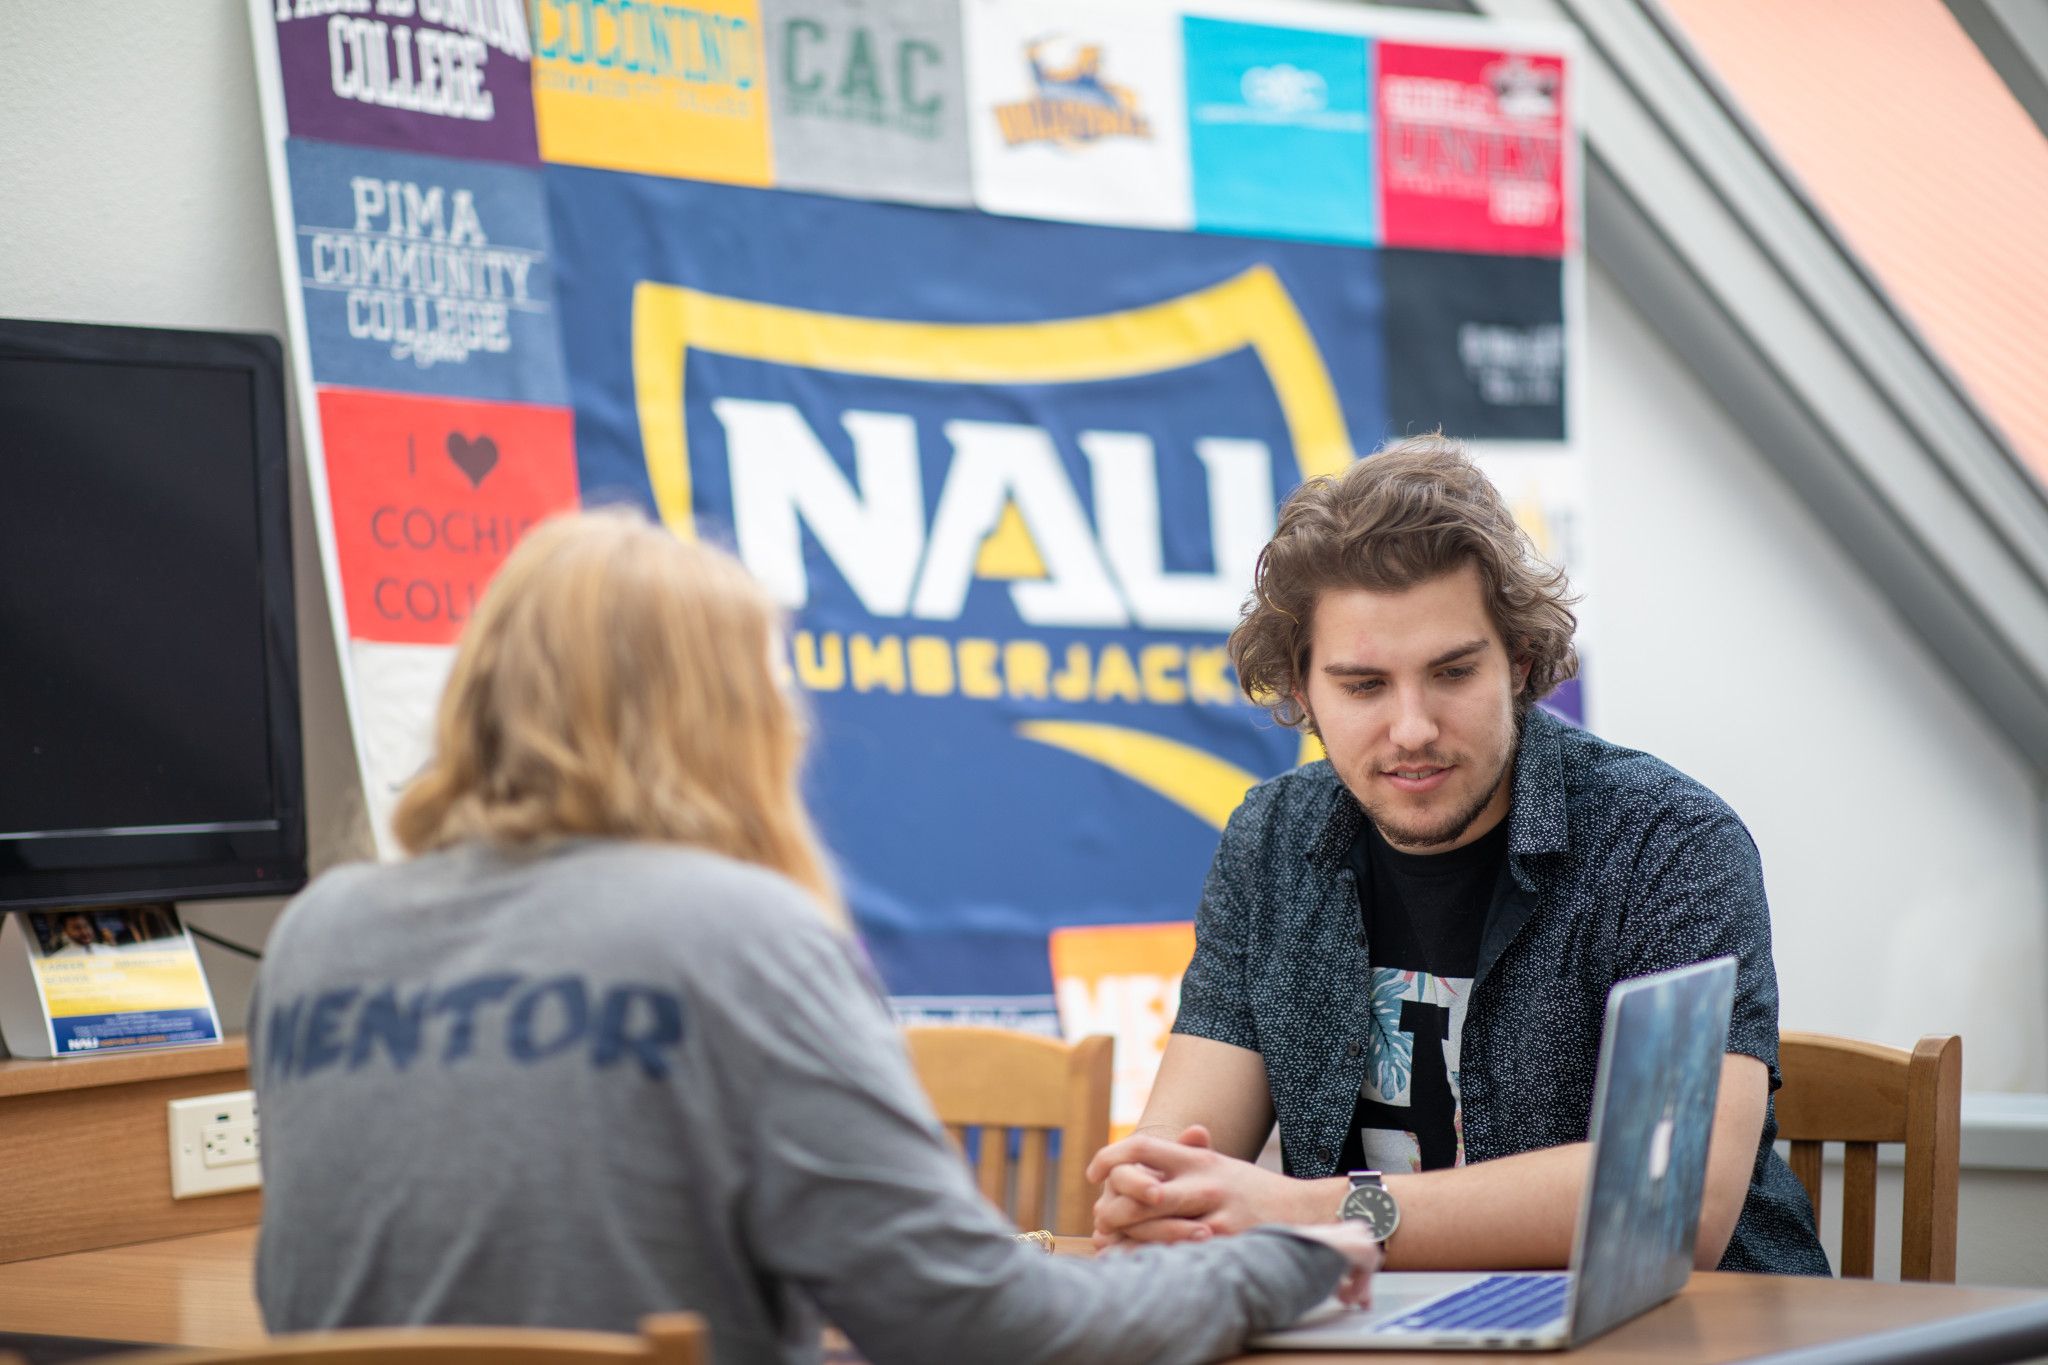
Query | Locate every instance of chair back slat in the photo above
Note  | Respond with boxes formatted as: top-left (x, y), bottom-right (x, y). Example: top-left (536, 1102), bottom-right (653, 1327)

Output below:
top-left (1015, 1128), bottom-right (1052, 1232)
top-left (1775, 1031), bottom-right (1962, 1284)
top-left (906, 1028), bottom-right (1113, 1235)
top-left (1840, 1142), bottom-right (1879, 1278)
top-left (1788, 1139), bottom-right (1824, 1228)
top-left (977, 1126), bottom-right (1013, 1210)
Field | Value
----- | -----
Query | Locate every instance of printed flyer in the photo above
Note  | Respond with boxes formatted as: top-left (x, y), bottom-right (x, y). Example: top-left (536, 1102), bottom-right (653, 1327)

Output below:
top-left (0, 907), bottom-right (221, 1058)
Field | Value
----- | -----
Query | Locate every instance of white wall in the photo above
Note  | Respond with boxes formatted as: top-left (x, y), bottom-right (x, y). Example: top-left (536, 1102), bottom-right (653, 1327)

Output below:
top-left (4, 5), bottom-right (2044, 1088)
top-left (1584, 263), bottom-right (2048, 1093)
top-left (0, 1), bottom-right (373, 1020)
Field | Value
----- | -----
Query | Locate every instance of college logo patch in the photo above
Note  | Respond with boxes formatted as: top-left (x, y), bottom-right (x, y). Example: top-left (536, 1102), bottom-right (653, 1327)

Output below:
top-left (286, 139), bottom-right (567, 404)
top-left (964, 0), bottom-right (1189, 228)
top-left (1377, 42), bottom-right (1569, 255)
top-left (530, 0), bottom-right (772, 184)
top-left (1383, 250), bottom-right (1565, 439)
top-left (1184, 17), bottom-right (1374, 243)
top-left (993, 38), bottom-right (1152, 147)
top-left (764, 0), bottom-right (972, 205)
top-left (319, 388), bottom-right (580, 646)
top-left (265, 0), bottom-right (540, 164)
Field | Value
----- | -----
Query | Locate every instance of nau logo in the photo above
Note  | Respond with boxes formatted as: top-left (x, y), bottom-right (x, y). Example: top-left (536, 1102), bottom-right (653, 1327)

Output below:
top-left (995, 37), bottom-right (1150, 147)
top-left (781, 19), bottom-right (946, 138)
top-left (629, 267), bottom-right (1345, 825)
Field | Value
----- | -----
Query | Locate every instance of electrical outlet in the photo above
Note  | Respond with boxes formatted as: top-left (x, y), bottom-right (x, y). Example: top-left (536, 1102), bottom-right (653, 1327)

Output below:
top-left (169, 1090), bottom-right (261, 1199)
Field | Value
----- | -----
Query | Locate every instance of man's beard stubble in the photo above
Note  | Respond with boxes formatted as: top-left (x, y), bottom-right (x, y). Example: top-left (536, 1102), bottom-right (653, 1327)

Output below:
top-left (1337, 710), bottom-right (1525, 853)
top-left (1365, 755), bottom-right (1510, 850)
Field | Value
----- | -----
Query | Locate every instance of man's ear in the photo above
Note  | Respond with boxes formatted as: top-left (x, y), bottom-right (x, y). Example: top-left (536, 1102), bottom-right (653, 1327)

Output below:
top-left (1512, 654), bottom-right (1534, 696)
top-left (1292, 686), bottom-right (1317, 736)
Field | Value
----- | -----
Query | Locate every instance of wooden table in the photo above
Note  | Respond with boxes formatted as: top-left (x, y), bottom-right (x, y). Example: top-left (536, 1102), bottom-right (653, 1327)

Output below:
top-left (0, 1227), bottom-right (264, 1350)
top-left (1225, 1272), bottom-right (2043, 1362)
top-left (0, 1226), bottom-right (2040, 1362)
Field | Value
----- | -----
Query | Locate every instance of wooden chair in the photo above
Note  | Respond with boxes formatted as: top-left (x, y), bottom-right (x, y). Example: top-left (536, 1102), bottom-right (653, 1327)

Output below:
top-left (1775, 1031), bottom-right (1962, 1282)
top-left (905, 1028), bottom-right (1112, 1237)
top-left (79, 1313), bottom-right (706, 1365)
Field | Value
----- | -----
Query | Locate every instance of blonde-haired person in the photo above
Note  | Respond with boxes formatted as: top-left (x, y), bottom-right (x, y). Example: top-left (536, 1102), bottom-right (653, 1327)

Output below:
top-left (251, 508), bottom-right (1378, 1365)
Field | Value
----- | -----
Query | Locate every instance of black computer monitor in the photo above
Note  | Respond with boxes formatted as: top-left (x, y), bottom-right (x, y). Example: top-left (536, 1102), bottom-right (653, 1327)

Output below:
top-left (0, 318), bottom-right (307, 908)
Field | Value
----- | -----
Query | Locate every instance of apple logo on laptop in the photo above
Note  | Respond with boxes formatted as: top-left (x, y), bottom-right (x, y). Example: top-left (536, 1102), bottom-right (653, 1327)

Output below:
top-left (1648, 1105), bottom-right (1676, 1181)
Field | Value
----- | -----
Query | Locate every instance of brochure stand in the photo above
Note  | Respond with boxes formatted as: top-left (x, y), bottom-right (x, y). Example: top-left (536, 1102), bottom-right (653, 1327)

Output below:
top-left (0, 905), bottom-right (223, 1059)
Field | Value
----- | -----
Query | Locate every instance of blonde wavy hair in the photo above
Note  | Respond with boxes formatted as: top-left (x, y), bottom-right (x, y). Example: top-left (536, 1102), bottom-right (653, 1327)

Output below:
top-left (391, 507), bottom-right (843, 926)
top-left (1231, 433), bottom-right (1579, 729)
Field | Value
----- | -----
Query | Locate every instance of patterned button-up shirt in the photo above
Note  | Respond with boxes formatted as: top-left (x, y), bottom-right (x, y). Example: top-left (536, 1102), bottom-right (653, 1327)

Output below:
top-left (1173, 707), bottom-right (1830, 1275)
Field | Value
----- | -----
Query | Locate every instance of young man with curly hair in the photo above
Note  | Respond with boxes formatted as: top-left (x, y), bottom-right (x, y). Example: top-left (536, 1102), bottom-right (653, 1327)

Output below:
top-left (1087, 435), bottom-right (1829, 1276)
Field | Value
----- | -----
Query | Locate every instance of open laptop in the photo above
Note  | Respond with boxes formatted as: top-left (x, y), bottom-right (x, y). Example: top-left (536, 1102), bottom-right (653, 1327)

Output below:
top-left (1251, 955), bottom-right (1738, 1352)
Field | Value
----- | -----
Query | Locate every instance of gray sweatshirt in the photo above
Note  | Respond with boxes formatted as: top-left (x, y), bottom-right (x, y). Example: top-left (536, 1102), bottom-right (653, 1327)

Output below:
top-left (251, 840), bottom-right (1342, 1365)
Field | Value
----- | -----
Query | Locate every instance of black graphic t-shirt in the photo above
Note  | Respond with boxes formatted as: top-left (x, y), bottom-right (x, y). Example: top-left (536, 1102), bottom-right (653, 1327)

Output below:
top-left (1337, 815), bottom-right (1507, 1174)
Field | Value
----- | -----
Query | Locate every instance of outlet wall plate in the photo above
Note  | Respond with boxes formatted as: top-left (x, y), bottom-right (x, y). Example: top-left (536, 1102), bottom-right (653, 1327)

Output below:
top-left (168, 1089), bottom-right (261, 1199)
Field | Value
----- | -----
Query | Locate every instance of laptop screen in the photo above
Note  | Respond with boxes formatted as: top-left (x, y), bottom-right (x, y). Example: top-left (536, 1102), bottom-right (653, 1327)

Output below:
top-left (1567, 957), bottom-right (1737, 1344)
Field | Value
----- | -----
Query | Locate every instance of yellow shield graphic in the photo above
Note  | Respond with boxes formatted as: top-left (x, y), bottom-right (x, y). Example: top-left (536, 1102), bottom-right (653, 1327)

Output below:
top-left (630, 266), bottom-right (1344, 825)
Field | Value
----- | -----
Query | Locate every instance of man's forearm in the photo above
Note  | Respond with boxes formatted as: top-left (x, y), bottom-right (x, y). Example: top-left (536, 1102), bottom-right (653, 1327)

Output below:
top-left (1378, 1145), bottom-right (1590, 1269)
top-left (1303, 1056), bottom-right (1763, 1269)
top-left (1271, 1145), bottom-right (1591, 1271)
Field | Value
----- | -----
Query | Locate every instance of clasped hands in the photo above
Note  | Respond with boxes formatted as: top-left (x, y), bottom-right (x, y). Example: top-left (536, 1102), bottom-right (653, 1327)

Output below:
top-left (1085, 1124), bottom-right (1379, 1305)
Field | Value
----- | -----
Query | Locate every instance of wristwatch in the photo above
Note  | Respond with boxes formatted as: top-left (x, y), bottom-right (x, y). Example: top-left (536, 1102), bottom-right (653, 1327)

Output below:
top-left (1340, 1169), bottom-right (1401, 1242)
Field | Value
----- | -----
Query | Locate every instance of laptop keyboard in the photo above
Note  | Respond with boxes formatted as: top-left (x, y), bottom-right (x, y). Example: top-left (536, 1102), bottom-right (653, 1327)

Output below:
top-left (1382, 1274), bottom-right (1571, 1334)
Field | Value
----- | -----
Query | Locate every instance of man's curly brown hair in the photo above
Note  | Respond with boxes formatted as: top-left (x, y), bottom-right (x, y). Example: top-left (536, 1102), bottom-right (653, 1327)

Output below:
top-left (1230, 433), bottom-right (1579, 730)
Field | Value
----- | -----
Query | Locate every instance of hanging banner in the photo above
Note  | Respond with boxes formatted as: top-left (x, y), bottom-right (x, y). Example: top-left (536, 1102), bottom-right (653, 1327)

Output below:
top-left (250, 0), bottom-right (1584, 1027)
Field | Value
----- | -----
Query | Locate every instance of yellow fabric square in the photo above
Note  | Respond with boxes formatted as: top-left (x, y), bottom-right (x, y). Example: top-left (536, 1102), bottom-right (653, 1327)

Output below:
top-left (533, 0), bottom-right (773, 185)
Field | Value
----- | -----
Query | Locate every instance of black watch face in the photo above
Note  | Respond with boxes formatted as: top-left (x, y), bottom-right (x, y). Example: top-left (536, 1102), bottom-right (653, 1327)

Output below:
top-left (1341, 1183), bottom-right (1400, 1240)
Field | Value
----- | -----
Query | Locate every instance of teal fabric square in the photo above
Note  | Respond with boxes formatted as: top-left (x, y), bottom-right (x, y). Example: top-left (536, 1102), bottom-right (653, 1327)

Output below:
top-left (1186, 18), bottom-right (1374, 244)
